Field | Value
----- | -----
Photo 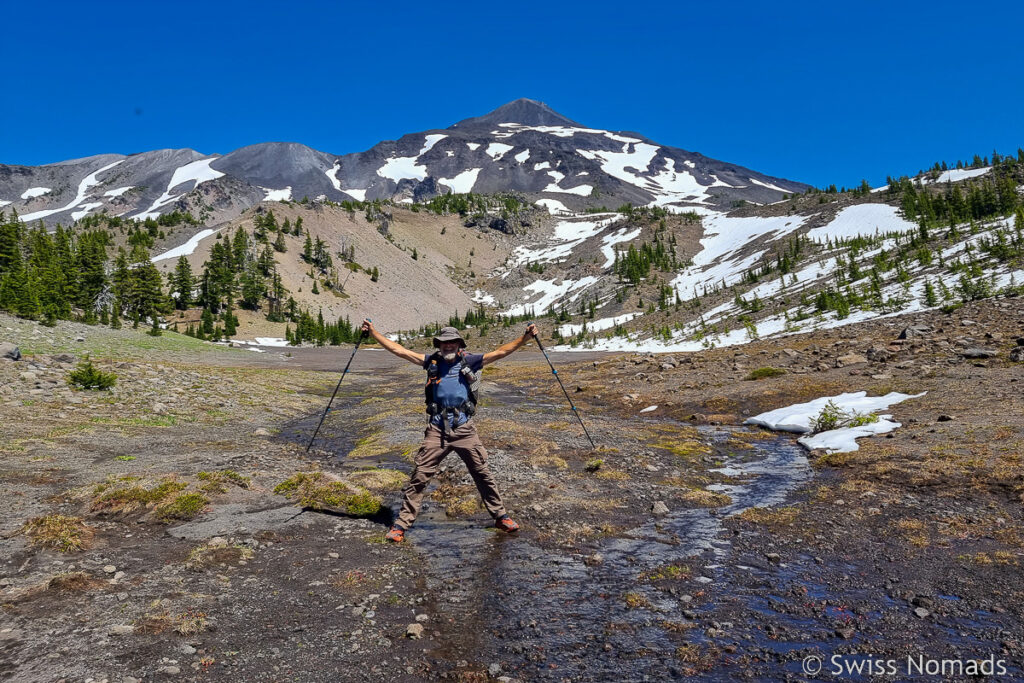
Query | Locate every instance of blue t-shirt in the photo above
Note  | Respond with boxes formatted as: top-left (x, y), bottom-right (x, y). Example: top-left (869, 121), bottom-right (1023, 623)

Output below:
top-left (423, 352), bottom-right (484, 429)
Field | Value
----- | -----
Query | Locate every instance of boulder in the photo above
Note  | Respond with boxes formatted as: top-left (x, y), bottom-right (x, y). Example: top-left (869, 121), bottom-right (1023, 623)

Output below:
top-left (406, 623), bottom-right (425, 639)
top-left (897, 325), bottom-right (932, 339)
top-left (651, 501), bottom-right (669, 516)
top-left (0, 343), bottom-right (20, 361)
top-left (866, 346), bottom-right (890, 362)
top-left (488, 217), bottom-right (512, 234)
top-left (835, 353), bottom-right (868, 367)
top-left (960, 347), bottom-right (996, 359)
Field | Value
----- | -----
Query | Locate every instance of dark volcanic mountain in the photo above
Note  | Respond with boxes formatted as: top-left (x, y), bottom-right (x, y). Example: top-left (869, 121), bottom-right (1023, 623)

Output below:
top-left (0, 99), bottom-right (809, 226)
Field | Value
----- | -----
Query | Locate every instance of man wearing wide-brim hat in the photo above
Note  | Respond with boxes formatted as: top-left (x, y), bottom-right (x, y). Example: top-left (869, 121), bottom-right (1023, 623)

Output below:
top-left (361, 319), bottom-right (539, 542)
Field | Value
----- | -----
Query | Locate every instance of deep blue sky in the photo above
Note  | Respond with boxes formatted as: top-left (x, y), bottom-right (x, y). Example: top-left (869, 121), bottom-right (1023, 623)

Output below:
top-left (4, 1), bottom-right (1022, 187)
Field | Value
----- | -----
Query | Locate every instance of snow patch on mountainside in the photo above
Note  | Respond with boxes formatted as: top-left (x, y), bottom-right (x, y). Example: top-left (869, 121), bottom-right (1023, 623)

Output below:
top-left (806, 204), bottom-right (918, 242)
top-left (438, 168), bottom-right (481, 194)
top-left (263, 187), bottom-right (292, 202)
top-left (510, 216), bottom-right (620, 266)
top-left (21, 187), bottom-right (51, 199)
top-left (535, 198), bottom-right (571, 214)
top-left (486, 143), bottom-right (513, 160)
top-left (343, 188), bottom-right (366, 201)
top-left (377, 156), bottom-right (427, 182)
top-left (503, 276), bottom-right (600, 316)
top-left (514, 150), bottom-right (530, 163)
top-left (134, 158), bottom-right (223, 221)
top-left (152, 228), bottom-right (220, 262)
top-left (104, 186), bottom-right (134, 197)
top-left (21, 159), bottom-right (124, 222)
top-left (928, 167), bottom-right (991, 184)
top-left (749, 178), bottom-right (791, 193)
top-left (671, 213), bottom-right (810, 297)
top-left (326, 161), bottom-right (343, 191)
top-left (493, 123), bottom-right (642, 145)
top-left (422, 134), bottom-right (446, 154)
top-left (71, 203), bottom-right (103, 221)
top-left (376, 135), bottom-right (447, 183)
top-left (601, 227), bottom-right (643, 267)
top-left (559, 312), bottom-right (639, 336)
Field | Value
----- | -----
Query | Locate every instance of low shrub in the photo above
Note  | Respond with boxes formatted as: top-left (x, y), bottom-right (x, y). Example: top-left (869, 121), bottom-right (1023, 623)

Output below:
top-left (68, 357), bottom-right (117, 390)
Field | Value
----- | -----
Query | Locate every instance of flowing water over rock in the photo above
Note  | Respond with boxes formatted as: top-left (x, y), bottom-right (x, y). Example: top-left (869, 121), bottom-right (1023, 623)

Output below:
top-left (412, 425), bottom-right (810, 680)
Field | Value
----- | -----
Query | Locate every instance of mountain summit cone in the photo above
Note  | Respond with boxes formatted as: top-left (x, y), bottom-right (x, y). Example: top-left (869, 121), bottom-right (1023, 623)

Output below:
top-left (451, 98), bottom-right (579, 128)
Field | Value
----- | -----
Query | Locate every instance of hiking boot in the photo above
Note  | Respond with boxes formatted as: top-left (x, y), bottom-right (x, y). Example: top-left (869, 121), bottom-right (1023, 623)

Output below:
top-left (495, 515), bottom-right (520, 533)
top-left (385, 525), bottom-right (406, 543)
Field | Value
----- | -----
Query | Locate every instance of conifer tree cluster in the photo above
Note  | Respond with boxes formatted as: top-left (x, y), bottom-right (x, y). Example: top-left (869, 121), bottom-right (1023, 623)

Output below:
top-left (0, 212), bottom-right (168, 326)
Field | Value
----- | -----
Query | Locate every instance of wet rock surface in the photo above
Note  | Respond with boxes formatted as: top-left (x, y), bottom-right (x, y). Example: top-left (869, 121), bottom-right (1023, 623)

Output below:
top-left (1, 298), bottom-right (1023, 680)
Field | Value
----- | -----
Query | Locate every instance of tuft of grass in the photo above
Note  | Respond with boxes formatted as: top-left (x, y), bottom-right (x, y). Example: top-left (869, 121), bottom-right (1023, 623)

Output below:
top-left (623, 592), bottom-right (652, 609)
top-left (114, 455), bottom-right (136, 462)
top-left (347, 468), bottom-right (407, 493)
top-left (432, 483), bottom-right (481, 518)
top-left (736, 506), bottom-right (799, 527)
top-left (173, 610), bottom-right (207, 635)
top-left (679, 488), bottom-right (732, 507)
top-left (186, 541), bottom-right (253, 571)
top-left (644, 564), bottom-right (691, 581)
top-left (274, 472), bottom-right (381, 516)
top-left (20, 515), bottom-right (94, 552)
top-left (196, 469), bottom-right (251, 494)
top-left (47, 571), bottom-right (103, 591)
top-left (595, 469), bottom-right (631, 481)
top-left (154, 493), bottom-right (209, 523)
top-left (90, 479), bottom-right (187, 515)
top-left (893, 519), bottom-right (929, 547)
top-left (584, 459), bottom-right (603, 472)
top-left (67, 356), bottom-right (117, 390)
top-left (744, 367), bottom-right (787, 381)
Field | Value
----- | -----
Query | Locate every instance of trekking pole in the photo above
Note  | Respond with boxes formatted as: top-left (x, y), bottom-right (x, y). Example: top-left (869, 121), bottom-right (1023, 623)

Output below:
top-left (306, 321), bottom-right (369, 452)
top-left (528, 323), bottom-right (596, 449)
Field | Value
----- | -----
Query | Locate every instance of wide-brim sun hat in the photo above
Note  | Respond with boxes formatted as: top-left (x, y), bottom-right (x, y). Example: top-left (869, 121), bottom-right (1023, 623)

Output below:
top-left (432, 326), bottom-right (466, 348)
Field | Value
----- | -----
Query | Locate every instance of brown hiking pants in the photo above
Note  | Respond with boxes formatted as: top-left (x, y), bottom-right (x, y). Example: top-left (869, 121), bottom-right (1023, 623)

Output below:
top-left (395, 421), bottom-right (507, 529)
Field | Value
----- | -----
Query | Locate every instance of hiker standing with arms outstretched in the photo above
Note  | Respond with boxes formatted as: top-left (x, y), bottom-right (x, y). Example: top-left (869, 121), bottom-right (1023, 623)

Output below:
top-left (360, 319), bottom-right (538, 542)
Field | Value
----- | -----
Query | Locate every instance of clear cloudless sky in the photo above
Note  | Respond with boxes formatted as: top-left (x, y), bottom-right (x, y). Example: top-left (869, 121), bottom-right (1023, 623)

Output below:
top-left (3, 0), bottom-right (1022, 188)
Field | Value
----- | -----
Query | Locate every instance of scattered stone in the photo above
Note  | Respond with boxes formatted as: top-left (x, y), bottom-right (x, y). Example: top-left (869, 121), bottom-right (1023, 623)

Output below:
top-left (782, 348), bottom-right (799, 358)
top-left (937, 415), bottom-right (954, 422)
top-left (651, 501), bottom-right (669, 516)
top-left (415, 614), bottom-right (430, 623)
top-left (179, 644), bottom-right (196, 655)
top-left (157, 666), bottom-right (180, 675)
top-left (960, 347), bottom-right (996, 359)
top-left (488, 663), bottom-right (502, 677)
top-left (765, 553), bottom-right (781, 564)
top-left (103, 565), bottom-right (117, 574)
top-left (108, 624), bottom-right (134, 636)
top-left (913, 607), bottom-right (930, 619)
top-left (1010, 348), bottom-right (1024, 363)
top-left (406, 623), bottom-right (425, 639)
top-left (836, 627), bottom-right (856, 639)
top-left (584, 553), bottom-right (604, 566)
top-left (253, 428), bottom-right (272, 436)
top-left (152, 402), bottom-right (169, 415)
